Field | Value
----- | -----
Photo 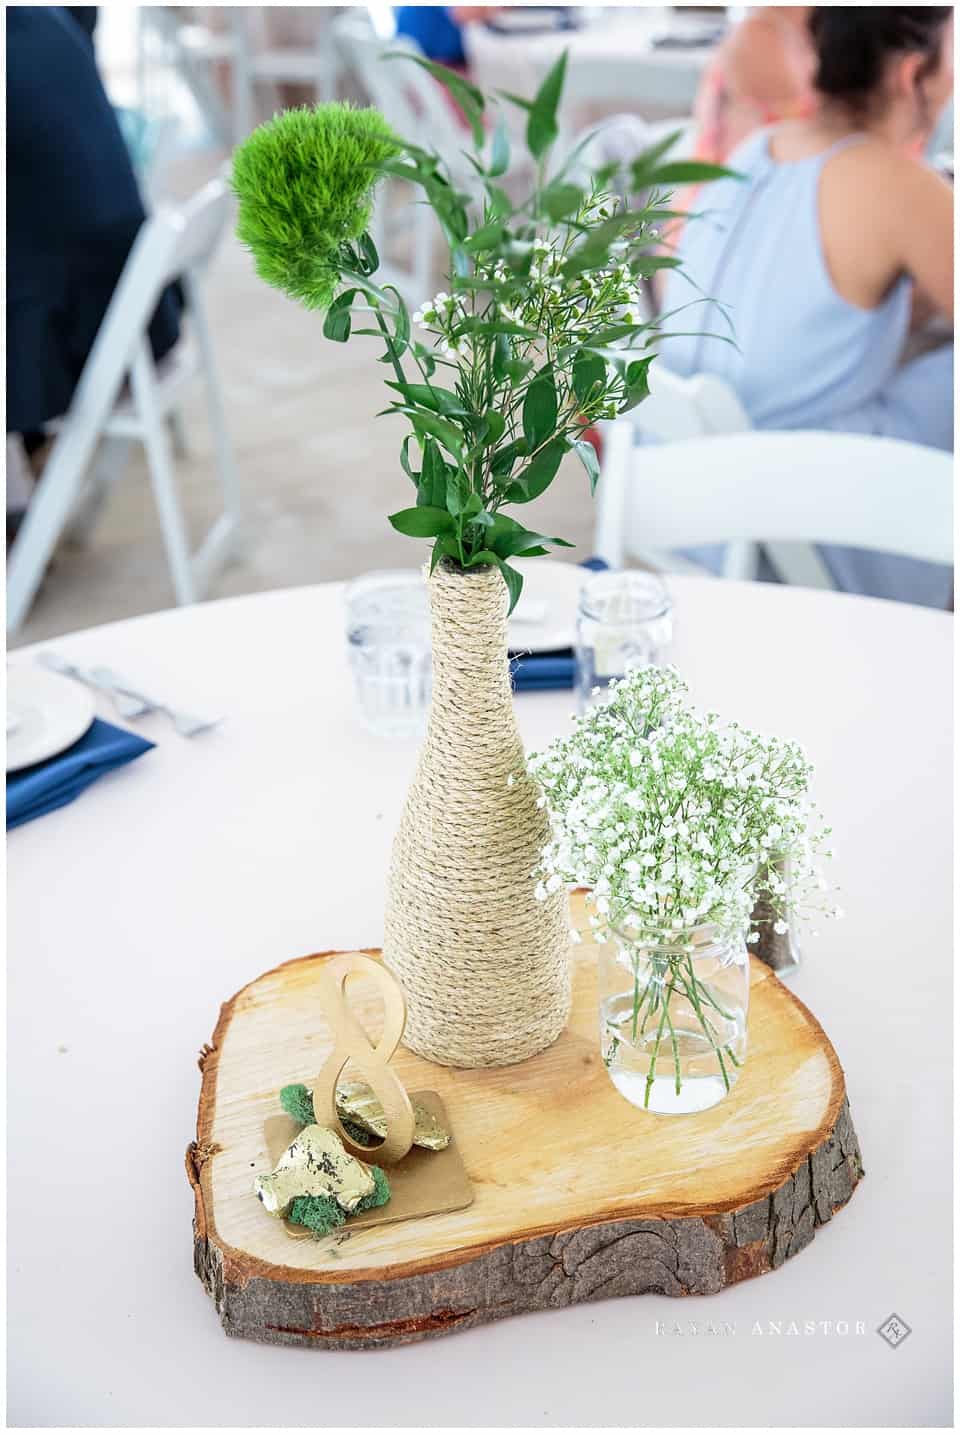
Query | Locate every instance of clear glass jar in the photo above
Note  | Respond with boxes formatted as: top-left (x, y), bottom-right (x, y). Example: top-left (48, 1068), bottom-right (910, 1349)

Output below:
top-left (575, 570), bottom-right (673, 711)
top-left (345, 570), bottom-right (432, 738)
top-left (599, 920), bottom-right (749, 1114)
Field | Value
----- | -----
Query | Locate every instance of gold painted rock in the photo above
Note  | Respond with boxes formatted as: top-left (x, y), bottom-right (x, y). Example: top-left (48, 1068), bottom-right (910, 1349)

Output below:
top-left (254, 1124), bottom-right (374, 1217)
top-left (336, 1079), bottom-right (450, 1151)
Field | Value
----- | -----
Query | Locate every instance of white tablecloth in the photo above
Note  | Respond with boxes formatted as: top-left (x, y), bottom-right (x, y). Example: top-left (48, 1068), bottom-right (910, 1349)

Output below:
top-left (465, 7), bottom-right (713, 122)
top-left (7, 573), bottom-right (952, 1427)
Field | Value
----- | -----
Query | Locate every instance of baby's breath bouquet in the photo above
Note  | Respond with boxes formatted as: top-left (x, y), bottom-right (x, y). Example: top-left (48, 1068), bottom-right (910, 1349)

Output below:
top-left (231, 53), bottom-right (730, 612)
top-left (526, 668), bottom-right (838, 1110)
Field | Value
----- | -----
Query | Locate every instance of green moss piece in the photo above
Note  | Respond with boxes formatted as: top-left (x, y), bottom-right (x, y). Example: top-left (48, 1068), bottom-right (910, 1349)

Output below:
top-left (356, 1165), bottom-right (391, 1212)
top-left (231, 102), bottom-right (401, 311)
top-left (288, 1194), bottom-right (347, 1236)
top-left (279, 1083), bottom-right (315, 1126)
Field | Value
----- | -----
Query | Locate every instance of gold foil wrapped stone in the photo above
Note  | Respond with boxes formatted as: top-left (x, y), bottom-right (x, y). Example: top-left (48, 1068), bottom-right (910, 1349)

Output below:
top-left (254, 1124), bottom-right (374, 1217)
top-left (336, 1079), bottom-right (450, 1151)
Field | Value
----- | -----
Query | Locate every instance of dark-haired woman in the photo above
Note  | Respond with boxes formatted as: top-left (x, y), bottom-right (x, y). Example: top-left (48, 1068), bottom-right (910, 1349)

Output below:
top-left (661, 7), bottom-right (954, 607)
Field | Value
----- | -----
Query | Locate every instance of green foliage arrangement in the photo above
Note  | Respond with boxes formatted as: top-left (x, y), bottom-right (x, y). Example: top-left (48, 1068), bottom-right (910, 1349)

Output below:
top-left (232, 57), bottom-right (730, 610)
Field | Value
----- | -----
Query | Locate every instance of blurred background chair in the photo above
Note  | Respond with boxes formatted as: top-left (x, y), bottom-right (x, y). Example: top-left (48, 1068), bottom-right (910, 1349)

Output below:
top-left (7, 178), bottom-right (241, 633)
top-left (595, 425), bottom-right (953, 590)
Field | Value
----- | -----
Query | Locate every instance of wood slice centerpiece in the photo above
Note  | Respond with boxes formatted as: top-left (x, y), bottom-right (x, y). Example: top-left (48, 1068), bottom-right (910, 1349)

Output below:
top-left (188, 894), bottom-right (863, 1350)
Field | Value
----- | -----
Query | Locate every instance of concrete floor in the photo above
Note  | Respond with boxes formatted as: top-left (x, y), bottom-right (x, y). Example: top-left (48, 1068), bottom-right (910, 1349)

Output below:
top-left (11, 148), bottom-right (596, 647)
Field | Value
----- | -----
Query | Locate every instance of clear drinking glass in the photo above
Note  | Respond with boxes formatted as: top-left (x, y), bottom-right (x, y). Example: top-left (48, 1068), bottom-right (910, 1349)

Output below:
top-left (599, 920), bottom-right (749, 1115)
top-left (575, 571), bottom-right (672, 710)
top-left (345, 570), bottom-right (432, 738)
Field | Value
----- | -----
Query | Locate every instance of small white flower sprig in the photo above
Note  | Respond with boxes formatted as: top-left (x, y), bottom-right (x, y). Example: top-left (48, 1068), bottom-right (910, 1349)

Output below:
top-left (523, 666), bottom-right (839, 950)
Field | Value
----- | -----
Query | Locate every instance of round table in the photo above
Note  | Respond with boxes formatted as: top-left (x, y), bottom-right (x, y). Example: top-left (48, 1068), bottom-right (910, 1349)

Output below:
top-left (8, 572), bottom-right (951, 1427)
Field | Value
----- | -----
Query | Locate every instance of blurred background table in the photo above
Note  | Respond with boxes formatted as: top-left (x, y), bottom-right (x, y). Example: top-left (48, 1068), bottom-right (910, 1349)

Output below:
top-left (465, 5), bottom-right (717, 125)
top-left (7, 571), bottom-right (951, 1427)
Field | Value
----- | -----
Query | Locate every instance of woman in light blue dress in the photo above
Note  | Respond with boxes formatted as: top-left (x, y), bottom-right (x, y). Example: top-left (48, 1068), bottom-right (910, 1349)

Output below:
top-left (660, 7), bottom-right (954, 607)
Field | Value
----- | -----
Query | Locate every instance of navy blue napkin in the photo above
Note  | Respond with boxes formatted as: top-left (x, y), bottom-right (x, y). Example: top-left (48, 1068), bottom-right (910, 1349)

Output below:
top-left (7, 717), bottom-right (155, 830)
top-left (510, 557), bottom-right (608, 692)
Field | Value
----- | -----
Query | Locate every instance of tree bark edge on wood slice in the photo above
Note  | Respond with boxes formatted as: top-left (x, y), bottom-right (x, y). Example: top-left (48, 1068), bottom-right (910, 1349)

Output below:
top-left (187, 914), bottom-right (864, 1351)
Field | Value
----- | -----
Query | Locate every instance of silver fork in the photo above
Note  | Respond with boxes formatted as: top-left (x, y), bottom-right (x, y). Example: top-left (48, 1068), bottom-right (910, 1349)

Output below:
top-left (37, 652), bottom-right (152, 719)
top-left (89, 666), bottom-right (222, 738)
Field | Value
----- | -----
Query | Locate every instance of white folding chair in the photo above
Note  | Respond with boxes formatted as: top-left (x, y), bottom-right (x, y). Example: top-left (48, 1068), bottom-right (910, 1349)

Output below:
top-left (594, 424), bottom-right (953, 589)
top-left (137, 7), bottom-right (240, 150)
top-left (6, 178), bottom-right (241, 633)
top-left (232, 9), bottom-right (342, 144)
top-left (598, 365), bottom-right (758, 578)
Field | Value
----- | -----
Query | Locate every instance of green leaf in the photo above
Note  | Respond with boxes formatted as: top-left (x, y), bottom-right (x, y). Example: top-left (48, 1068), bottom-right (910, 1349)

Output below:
top-left (384, 52), bottom-right (485, 148)
top-left (400, 434), bottom-right (419, 486)
top-left (462, 222), bottom-right (505, 255)
top-left (492, 331), bottom-right (511, 384)
top-left (404, 410), bottom-right (464, 461)
top-left (631, 255), bottom-right (682, 277)
top-left (321, 288), bottom-right (357, 343)
top-left (382, 284), bottom-right (410, 354)
top-left (491, 438), bottom-right (528, 478)
top-left (505, 437), bottom-right (567, 503)
top-left (489, 116), bottom-right (510, 177)
top-left (418, 437), bottom-right (447, 509)
top-left (563, 209), bottom-right (654, 277)
top-left (620, 355), bottom-right (654, 413)
top-left (430, 534), bottom-right (461, 573)
top-left (625, 129), bottom-right (685, 186)
top-left (540, 181), bottom-right (582, 222)
top-left (445, 469), bottom-right (468, 518)
top-left (494, 556), bottom-right (524, 615)
top-left (497, 90), bottom-right (533, 113)
top-left (522, 370), bottom-right (558, 452)
top-left (462, 547), bottom-right (500, 568)
top-left (526, 51), bottom-right (568, 159)
top-left (573, 437), bottom-right (600, 495)
top-left (484, 182), bottom-right (513, 219)
top-left (384, 381), bottom-right (467, 417)
top-left (571, 349), bottom-right (606, 408)
top-left (357, 230), bottom-right (379, 275)
top-left (491, 524), bottom-right (575, 559)
top-left (636, 159), bottom-right (740, 187)
top-left (481, 411), bottom-right (506, 446)
top-left (389, 505), bottom-right (454, 538)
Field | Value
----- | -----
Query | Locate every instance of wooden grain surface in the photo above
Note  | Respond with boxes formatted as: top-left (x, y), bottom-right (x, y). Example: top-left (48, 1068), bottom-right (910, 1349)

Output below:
top-left (188, 893), bottom-right (863, 1348)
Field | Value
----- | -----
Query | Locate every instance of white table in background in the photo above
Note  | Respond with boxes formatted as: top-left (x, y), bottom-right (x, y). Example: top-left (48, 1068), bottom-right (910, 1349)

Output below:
top-left (464, 7), bottom-right (714, 123)
top-left (7, 572), bottom-right (952, 1428)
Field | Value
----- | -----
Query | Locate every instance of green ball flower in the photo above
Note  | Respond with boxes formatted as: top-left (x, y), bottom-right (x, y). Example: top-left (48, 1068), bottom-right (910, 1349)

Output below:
top-left (231, 102), bottom-right (400, 311)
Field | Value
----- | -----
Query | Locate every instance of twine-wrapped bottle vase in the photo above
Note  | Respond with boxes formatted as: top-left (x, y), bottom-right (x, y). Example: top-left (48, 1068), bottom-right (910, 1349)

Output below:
top-left (383, 562), bottom-right (571, 1068)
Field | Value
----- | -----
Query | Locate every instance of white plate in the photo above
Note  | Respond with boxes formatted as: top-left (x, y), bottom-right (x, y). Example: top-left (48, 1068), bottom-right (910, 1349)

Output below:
top-left (507, 559), bottom-right (584, 653)
top-left (6, 666), bottom-right (96, 773)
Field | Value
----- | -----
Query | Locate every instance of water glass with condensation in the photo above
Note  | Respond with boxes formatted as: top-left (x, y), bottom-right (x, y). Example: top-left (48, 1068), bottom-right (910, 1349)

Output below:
top-left (345, 571), bottom-right (432, 738)
top-left (575, 571), bottom-right (673, 710)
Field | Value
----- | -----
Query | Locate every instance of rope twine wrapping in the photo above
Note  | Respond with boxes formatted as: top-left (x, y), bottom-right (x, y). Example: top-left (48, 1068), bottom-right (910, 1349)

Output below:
top-left (383, 562), bottom-right (571, 1068)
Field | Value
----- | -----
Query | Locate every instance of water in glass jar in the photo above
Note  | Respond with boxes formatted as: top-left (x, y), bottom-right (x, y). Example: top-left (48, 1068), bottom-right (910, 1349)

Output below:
top-left (600, 984), bottom-right (747, 1115)
top-left (346, 571), bottom-right (432, 738)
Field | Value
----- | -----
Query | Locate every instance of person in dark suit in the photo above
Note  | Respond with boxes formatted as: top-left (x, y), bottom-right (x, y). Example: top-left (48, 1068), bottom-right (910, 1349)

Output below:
top-left (5, 6), bottom-right (181, 453)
